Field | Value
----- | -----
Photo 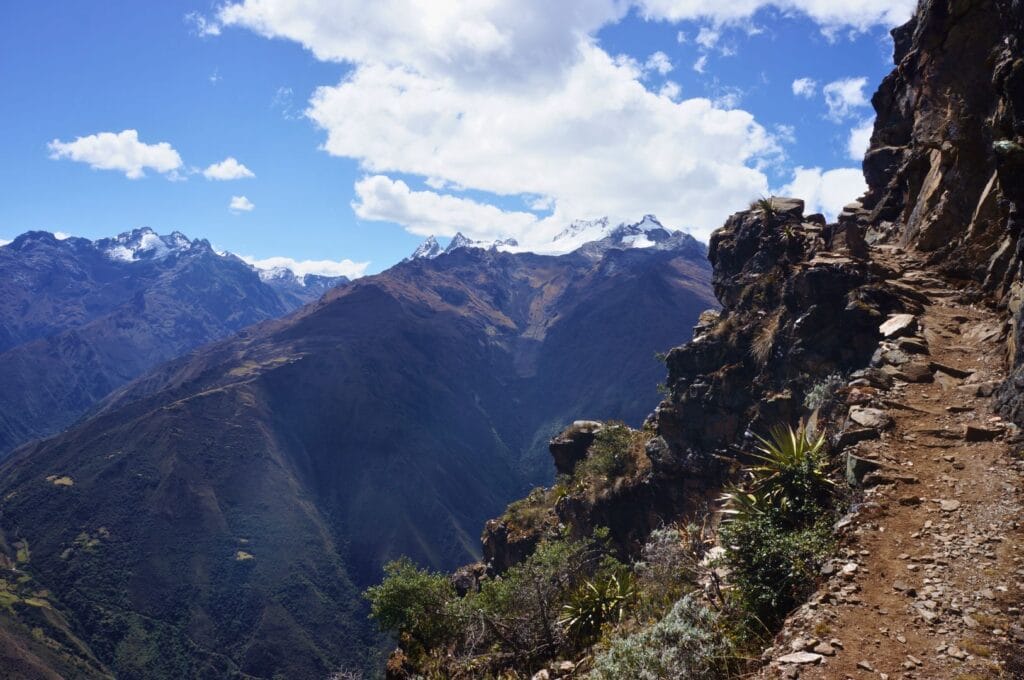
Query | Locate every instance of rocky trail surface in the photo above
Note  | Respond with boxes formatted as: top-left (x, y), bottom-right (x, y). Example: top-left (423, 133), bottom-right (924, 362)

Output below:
top-left (763, 245), bottom-right (1024, 679)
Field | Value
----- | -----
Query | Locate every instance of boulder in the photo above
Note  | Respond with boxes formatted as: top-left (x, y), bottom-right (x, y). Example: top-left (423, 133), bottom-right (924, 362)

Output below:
top-left (846, 453), bottom-right (884, 486)
top-left (963, 424), bottom-right (1000, 442)
top-left (848, 406), bottom-right (893, 429)
top-left (548, 421), bottom-right (603, 475)
top-left (879, 313), bottom-right (917, 338)
top-left (769, 197), bottom-right (805, 219)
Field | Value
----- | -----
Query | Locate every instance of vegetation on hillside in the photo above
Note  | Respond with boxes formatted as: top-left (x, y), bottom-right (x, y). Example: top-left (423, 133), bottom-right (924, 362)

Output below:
top-left (368, 422), bottom-right (842, 678)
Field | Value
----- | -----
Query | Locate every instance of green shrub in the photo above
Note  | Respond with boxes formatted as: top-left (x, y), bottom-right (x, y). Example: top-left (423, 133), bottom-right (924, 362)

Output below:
top-left (559, 571), bottom-right (635, 643)
top-left (717, 423), bottom-right (838, 626)
top-left (467, 535), bottom-right (601, 663)
top-left (803, 373), bottom-right (845, 411)
top-left (729, 425), bottom-right (833, 526)
top-left (718, 513), bottom-right (833, 625)
top-left (364, 557), bottom-right (459, 651)
top-left (588, 595), bottom-right (740, 679)
top-left (633, 522), bottom-right (713, 616)
top-left (572, 425), bottom-right (652, 495)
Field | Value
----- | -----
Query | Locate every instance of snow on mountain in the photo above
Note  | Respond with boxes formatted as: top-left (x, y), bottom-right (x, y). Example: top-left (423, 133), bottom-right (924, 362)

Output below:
top-left (98, 228), bottom-right (196, 262)
top-left (444, 232), bottom-right (475, 253)
top-left (444, 232), bottom-right (519, 254)
top-left (548, 217), bottom-right (612, 252)
top-left (405, 215), bottom-right (688, 262)
top-left (407, 235), bottom-right (442, 260)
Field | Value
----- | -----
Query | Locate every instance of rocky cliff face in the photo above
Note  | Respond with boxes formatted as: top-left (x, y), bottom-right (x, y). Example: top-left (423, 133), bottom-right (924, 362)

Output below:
top-left (478, 198), bottom-right (922, 575)
top-left (858, 0), bottom-right (1024, 416)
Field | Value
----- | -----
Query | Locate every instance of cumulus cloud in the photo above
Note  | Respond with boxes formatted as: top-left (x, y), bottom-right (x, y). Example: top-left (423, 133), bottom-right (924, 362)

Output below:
top-left (229, 195), bottom-right (255, 212)
top-left (216, 0), bottom-right (628, 87)
top-left (692, 55), bottom-right (709, 73)
top-left (203, 157), bottom-right (255, 180)
top-left (779, 166), bottom-right (866, 220)
top-left (847, 117), bottom-right (874, 160)
top-left (792, 77), bottom-right (817, 98)
top-left (48, 129), bottom-right (183, 179)
top-left (823, 77), bottom-right (870, 121)
top-left (659, 81), bottom-right (682, 100)
top-left (240, 254), bottom-right (368, 279)
top-left (635, 0), bottom-right (916, 33)
top-left (204, 0), bottom-right (905, 246)
top-left (353, 175), bottom-right (537, 239)
top-left (644, 51), bottom-right (673, 76)
top-left (309, 43), bottom-right (777, 244)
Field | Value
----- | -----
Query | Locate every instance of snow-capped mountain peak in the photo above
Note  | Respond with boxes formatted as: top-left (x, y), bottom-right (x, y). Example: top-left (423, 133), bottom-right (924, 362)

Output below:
top-left (444, 232), bottom-right (475, 253)
top-left (98, 227), bottom-right (197, 263)
top-left (551, 217), bottom-right (611, 246)
top-left (407, 236), bottom-right (442, 261)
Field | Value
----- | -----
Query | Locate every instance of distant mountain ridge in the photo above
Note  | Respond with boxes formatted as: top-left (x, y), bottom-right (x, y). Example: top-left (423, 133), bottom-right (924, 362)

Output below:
top-left (0, 222), bottom-right (716, 678)
top-left (405, 214), bottom-right (684, 260)
top-left (0, 228), bottom-right (349, 455)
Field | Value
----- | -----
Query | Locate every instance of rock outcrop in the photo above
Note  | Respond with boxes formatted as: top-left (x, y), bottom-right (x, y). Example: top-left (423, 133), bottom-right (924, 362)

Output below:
top-left (856, 0), bottom-right (1024, 418)
top-left (651, 199), bottom-right (912, 470)
top-left (477, 198), bottom-right (921, 577)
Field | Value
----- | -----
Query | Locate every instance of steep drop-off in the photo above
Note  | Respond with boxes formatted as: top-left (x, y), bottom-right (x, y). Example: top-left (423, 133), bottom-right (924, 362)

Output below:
top-left (0, 231), bottom-right (714, 678)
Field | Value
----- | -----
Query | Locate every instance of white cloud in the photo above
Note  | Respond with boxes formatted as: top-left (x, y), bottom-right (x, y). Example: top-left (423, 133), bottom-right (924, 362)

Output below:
top-left (240, 254), bottom-right (368, 279)
top-left (823, 76), bottom-right (870, 121)
top-left (229, 195), bottom-right (255, 212)
top-left (791, 77), bottom-right (817, 98)
top-left (774, 123), bottom-right (796, 144)
top-left (659, 80), bottom-right (682, 100)
top-left (779, 166), bottom-right (866, 220)
top-left (209, 0), bottom-right (913, 246)
top-left (353, 175), bottom-right (537, 239)
top-left (644, 51), bottom-right (673, 76)
top-left (635, 0), bottom-right (916, 33)
top-left (216, 0), bottom-right (628, 87)
top-left (309, 43), bottom-right (778, 244)
top-left (48, 129), bottom-right (183, 179)
top-left (695, 26), bottom-right (721, 49)
top-left (203, 157), bottom-right (255, 180)
top-left (185, 11), bottom-right (222, 36)
top-left (847, 117), bottom-right (874, 160)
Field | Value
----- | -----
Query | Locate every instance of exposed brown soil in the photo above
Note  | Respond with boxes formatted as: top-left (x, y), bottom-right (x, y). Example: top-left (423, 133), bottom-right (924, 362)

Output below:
top-left (763, 245), bottom-right (1024, 679)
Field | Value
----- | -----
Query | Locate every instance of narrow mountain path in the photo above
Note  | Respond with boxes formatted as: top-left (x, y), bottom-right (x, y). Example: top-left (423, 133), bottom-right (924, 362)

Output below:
top-left (763, 246), bottom-right (1024, 679)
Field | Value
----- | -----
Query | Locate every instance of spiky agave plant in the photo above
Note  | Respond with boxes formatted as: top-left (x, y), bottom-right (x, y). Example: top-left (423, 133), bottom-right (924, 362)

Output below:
top-left (718, 483), bottom-right (770, 524)
top-left (752, 196), bottom-right (777, 219)
top-left (747, 425), bottom-right (833, 522)
top-left (559, 572), bottom-right (635, 642)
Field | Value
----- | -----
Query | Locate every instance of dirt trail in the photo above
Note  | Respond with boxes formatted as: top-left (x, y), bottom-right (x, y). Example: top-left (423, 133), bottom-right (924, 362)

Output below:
top-left (763, 246), bottom-right (1024, 679)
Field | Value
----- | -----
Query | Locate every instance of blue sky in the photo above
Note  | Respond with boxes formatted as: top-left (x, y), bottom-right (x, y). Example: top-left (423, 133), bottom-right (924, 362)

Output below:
top-left (0, 1), bottom-right (912, 275)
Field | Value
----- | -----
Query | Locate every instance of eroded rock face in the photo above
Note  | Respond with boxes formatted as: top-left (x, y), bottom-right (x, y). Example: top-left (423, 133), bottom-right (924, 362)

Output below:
top-left (864, 0), bottom-right (1022, 266)
top-left (857, 0), bottom-right (1024, 419)
top-left (653, 201), bottom-right (913, 463)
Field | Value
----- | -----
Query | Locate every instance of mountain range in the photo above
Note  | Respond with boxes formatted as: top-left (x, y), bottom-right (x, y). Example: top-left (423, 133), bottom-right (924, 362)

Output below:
top-left (0, 217), bottom-right (716, 678)
top-left (0, 228), bottom-right (348, 457)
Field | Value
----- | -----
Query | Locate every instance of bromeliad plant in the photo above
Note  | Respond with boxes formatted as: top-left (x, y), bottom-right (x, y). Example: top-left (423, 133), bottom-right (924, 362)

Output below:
top-left (559, 571), bottom-right (636, 643)
top-left (719, 424), bottom-right (838, 624)
top-left (721, 424), bottom-right (833, 525)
